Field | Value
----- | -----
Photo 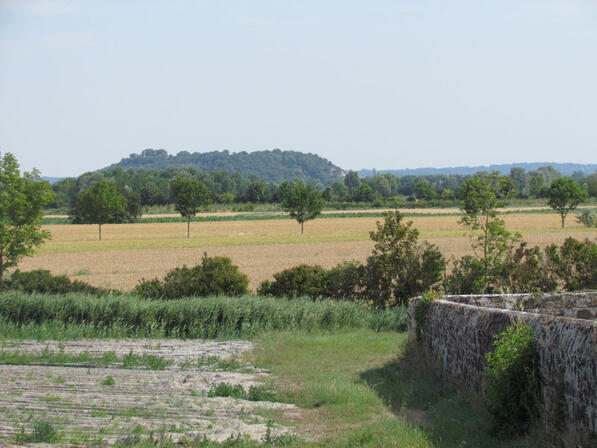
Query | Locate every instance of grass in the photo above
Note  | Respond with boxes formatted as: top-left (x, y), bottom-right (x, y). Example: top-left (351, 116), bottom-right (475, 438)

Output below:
top-left (207, 383), bottom-right (279, 402)
top-left (246, 330), bottom-right (557, 447)
top-left (0, 346), bottom-right (172, 370)
top-left (15, 420), bottom-right (61, 443)
top-left (41, 206), bottom-right (597, 226)
top-left (187, 356), bottom-right (253, 372)
top-left (0, 292), bottom-right (408, 340)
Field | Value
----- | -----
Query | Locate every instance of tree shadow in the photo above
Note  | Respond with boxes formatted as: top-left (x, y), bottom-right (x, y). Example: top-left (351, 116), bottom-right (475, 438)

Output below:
top-left (359, 342), bottom-right (543, 448)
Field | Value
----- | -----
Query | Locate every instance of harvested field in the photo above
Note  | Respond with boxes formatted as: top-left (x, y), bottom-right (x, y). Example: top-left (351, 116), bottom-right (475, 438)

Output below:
top-left (17, 213), bottom-right (597, 291)
top-left (0, 339), bottom-right (295, 445)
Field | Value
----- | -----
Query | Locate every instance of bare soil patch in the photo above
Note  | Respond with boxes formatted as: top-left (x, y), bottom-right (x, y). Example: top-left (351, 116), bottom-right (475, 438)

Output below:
top-left (0, 339), bottom-right (295, 445)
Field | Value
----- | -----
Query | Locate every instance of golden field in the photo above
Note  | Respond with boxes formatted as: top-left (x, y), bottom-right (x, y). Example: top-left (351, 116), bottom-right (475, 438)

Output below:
top-left (19, 212), bottom-right (597, 291)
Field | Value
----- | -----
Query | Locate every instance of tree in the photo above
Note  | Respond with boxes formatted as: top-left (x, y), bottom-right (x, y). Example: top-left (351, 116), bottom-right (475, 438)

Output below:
top-left (0, 153), bottom-right (54, 282)
top-left (71, 181), bottom-right (130, 240)
top-left (414, 180), bottom-right (437, 200)
top-left (281, 181), bottom-right (324, 234)
top-left (362, 211), bottom-right (444, 306)
top-left (547, 177), bottom-right (588, 228)
top-left (355, 183), bottom-right (375, 202)
top-left (170, 177), bottom-right (211, 238)
top-left (344, 170), bottom-right (361, 199)
top-left (458, 173), bottom-right (520, 292)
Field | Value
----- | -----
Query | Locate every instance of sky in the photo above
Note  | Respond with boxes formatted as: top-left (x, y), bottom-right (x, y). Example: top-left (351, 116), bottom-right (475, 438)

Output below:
top-left (1, 0), bottom-right (596, 178)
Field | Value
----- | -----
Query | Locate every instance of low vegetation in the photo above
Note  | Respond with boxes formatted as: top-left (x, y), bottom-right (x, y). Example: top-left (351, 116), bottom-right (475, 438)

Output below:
top-left (0, 292), bottom-right (407, 340)
top-left (134, 253), bottom-right (249, 299)
top-left (1, 269), bottom-right (114, 296)
top-left (485, 324), bottom-right (540, 436)
top-left (0, 347), bottom-right (171, 370)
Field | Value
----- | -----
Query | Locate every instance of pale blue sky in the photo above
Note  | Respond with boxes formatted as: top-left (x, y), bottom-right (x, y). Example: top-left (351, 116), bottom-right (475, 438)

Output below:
top-left (1, 0), bottom-right (596, 177)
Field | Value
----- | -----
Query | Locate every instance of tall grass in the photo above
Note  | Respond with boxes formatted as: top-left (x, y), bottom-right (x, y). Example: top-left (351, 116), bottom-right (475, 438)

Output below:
top-left (0, 292), bottom-right (407, 340)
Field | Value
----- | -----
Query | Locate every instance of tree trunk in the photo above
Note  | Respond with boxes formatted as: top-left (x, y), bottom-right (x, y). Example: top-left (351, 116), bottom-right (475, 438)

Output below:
top-left (99, 224), bottom-right (102, 241)
top-left (187, 217), bottom-right (190, 238)
top-left (561, 213), bottom-right (566, 229)
top-left (301, 221), bottom-right (304, 235)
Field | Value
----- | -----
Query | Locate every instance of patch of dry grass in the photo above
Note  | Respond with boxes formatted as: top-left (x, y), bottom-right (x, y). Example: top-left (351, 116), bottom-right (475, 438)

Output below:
top-left (16, 213), bottom-right (597, 292)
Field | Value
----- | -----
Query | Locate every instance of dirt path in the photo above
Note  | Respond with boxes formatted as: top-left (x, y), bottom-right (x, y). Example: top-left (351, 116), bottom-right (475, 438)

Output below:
top-left (0, 339), bottom-right (296, 445)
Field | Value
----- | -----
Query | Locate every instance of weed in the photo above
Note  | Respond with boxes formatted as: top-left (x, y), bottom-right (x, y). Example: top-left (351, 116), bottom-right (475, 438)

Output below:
top-left (101, 375), bottom-right (116, 386)
top-left (15, 420), bottom-right (60, 443)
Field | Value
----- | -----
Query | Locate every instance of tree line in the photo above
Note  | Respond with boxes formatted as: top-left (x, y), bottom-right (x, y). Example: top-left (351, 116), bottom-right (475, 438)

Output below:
top-left (1, 152), bottom-right (594, 294)
top-left (49, 164), bottom-right (597, 211)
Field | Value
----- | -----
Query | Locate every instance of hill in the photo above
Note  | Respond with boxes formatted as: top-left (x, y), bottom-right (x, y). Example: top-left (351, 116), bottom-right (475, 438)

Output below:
top-left (107, 149), bottom-right (345, 185)
top-left (359, 162), bottom-right (597, 178)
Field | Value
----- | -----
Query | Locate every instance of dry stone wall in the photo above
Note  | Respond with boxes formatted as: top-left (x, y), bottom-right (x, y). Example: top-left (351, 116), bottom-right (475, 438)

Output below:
top-left (407, 293), bottom-right (597, 441)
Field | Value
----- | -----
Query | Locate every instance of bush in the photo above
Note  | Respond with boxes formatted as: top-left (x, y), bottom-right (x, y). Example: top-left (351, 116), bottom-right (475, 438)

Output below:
top-left (324, 261), bottom-right (363, 301)
top-left (258, 264), bottom-right (327, 299)
top-left (413, 290), bottom-right (441, 342)
top-left (446, 243), bottom-right (559, 295)
top-left (545, 237), bottom-right (597, 291)
top-left (134, 253), bottom-right (249, 299)
top-left (444, 256), bottom-right (485, 295)
top-left (485, 324), bottom-right (540, 435)
top-left (575, 209), bottom-right (596, 228)
top-left (498, 243), bottom-right (558, 293)
top-left (2, 270), bottom-right (113, 296)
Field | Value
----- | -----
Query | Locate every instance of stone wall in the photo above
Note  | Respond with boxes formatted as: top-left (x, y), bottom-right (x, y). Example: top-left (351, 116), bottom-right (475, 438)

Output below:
top-left (407, 293), bottom-right (597, 441)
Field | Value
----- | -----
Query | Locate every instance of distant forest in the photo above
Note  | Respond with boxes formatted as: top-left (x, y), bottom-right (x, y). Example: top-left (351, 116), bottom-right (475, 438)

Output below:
top-left (359, 162), bottom-right (597, 178)
top-left (107, 148), bottom-right (345, 186)
top-left (49, 149), bottom-right (597, 210)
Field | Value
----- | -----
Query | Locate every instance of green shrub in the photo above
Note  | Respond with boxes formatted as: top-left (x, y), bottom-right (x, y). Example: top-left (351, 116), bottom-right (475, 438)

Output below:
top-left (498, 243), bottom-right (558, 293)
top-left (545, 237), bottom-right (597, 291)
top-left (324, 261), bottom-right (363, 301)
top-left (2, 269), bottom-right (113, 296)
top-left (413, 290), bottom-right (441, 342)
top-left (444, 256), bottom-right (485, 294)
top-left (15, 421), bottom-right (60, 443)
top-left (575, 209), bottom-right (596, 228)
top-left (485, 323), bottom-right (540, 435)
top-left (134, 253), bottom-right (249, 299)
top-left (257, 264), bottom-right (327, 299)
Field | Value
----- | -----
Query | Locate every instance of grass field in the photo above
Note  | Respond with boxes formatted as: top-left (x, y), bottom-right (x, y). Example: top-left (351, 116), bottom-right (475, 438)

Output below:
top-left (17, 211), bottom-right (597, 291)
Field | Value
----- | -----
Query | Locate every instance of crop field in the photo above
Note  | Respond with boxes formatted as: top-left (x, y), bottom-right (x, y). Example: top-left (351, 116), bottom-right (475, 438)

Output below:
top-left (18, 211), bottom-right (597, 291)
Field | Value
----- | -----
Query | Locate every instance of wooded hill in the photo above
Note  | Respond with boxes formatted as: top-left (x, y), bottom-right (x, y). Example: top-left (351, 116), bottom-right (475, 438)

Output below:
top-left (106, 149), bottom-right (345, 186)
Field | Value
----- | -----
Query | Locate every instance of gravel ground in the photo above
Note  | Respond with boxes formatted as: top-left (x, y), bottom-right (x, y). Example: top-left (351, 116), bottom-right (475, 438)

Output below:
top-left (0, 339), bottom-right (296, 446)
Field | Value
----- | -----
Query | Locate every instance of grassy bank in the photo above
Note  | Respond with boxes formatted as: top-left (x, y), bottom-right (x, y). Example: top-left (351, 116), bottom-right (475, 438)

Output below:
top-left (0, 292), bottom-right (407, 340)
top-left (249, 330), bottom-right (555, 448)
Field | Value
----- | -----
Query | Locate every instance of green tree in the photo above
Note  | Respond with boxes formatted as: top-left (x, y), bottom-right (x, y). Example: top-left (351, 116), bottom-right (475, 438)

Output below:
top-left (414, 180), bottom-right (437, 200)
top-left (458, 173), bottom-right (520, 292)
top-left (355, 183), bottom-right (375, 202)
top-left (170, 177), bottom-right (211, 238)
top-left (344, 170), bottom-right (361, 199)
top-left (281, 181), bottom-right (324, 234)
top-left (362, 211), bottom-right (445, 306)
top-left (547, 177), bottom-right (588, 228)
top-left (71, 181), bottom-right (130, 240)
top-left (0, 153), bottom-right (54, 282)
